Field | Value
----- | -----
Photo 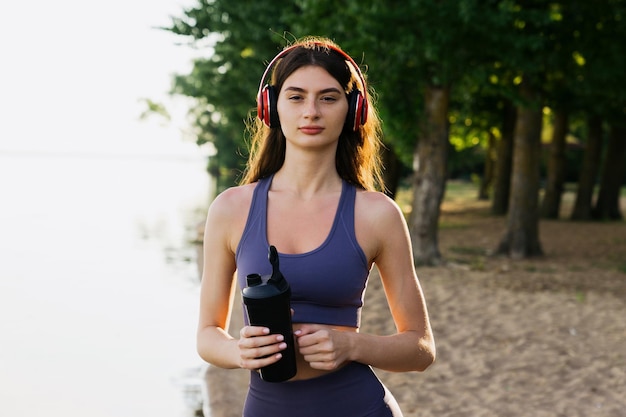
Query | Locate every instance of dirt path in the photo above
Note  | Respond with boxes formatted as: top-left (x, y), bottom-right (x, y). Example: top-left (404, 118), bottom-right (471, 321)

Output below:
top-left (201, 198), bottom-right (626, 416)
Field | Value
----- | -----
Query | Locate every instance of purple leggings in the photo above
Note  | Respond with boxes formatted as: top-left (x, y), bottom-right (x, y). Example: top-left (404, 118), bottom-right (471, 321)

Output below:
top-left (243, 361), bottom-right (403, 416)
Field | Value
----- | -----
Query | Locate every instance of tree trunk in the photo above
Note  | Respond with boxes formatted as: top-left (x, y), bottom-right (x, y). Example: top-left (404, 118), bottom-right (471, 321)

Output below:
top-left (409, 85), bottom-right (449, 266)
top-left (540, 110), bottom-right (569, 218)
top-left (478, 130), bottom-right (496, 200)
top-left (381, 143), bottom-right (402, 199)
top-left (491, 101), bottom-right (516, 215)
top-left (495, 83), bottom-right (543, 259)
top-left (593, 124), bottom-right (626, 220)
top-left (571, 115), bottom-right (603, 220)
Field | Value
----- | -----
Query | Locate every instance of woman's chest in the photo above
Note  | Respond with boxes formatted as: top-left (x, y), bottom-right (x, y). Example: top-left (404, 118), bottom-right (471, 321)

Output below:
top-left (266, 193), bottom-right (340, 255)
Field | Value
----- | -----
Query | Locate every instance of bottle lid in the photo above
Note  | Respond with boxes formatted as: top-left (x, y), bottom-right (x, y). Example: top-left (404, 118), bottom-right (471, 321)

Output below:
top-left (246, 273), bottom-right (263, 287)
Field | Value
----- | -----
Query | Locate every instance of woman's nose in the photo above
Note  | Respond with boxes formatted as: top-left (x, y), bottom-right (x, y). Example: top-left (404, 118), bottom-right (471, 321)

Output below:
top-left (303, 98), bottom-right (320, 119)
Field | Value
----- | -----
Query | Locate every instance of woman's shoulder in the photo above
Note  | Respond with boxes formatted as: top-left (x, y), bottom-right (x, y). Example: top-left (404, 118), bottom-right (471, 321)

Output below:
top-left (213, 182), bottom-right (257, 204)
top-left (354, 189), bottom-right (408, 263)
top-left (205, 183), bottom-right (259, 252)
top-left (208, 183), bottom-right (257, 221)
top-left (355, 189), bottom-right (404, 219)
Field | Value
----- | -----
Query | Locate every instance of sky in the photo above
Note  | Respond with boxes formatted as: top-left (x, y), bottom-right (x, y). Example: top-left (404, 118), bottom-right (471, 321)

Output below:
top-left (0, 0), bottom-right (202, 157)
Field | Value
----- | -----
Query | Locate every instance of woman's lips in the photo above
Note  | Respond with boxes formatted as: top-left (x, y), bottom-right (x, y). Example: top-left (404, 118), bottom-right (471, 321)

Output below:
top-left (299, 126), bottom-right (324, 135)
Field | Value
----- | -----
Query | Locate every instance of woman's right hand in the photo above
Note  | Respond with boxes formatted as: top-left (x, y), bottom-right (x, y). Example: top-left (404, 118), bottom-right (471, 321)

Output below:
top-left (237, 325), bottom-right (287, 370)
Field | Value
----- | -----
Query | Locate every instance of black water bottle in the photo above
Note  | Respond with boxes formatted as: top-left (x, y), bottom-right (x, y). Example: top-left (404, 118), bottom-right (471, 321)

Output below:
top-left (242, 245), bottom-right (297, 382)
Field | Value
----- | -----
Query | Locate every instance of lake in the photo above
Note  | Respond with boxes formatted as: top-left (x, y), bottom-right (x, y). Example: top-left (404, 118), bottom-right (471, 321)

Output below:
top-left (0, 151), bottom-right (212, 416)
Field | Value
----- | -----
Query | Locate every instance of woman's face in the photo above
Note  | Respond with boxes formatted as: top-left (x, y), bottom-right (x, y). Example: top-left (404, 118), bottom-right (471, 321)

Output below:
top-left (276, 65), bottom-right (349, 151)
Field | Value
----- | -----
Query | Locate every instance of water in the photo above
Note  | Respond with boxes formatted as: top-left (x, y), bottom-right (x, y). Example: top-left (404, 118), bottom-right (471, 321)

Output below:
top-left (0, 151), bottom-right (211, 417)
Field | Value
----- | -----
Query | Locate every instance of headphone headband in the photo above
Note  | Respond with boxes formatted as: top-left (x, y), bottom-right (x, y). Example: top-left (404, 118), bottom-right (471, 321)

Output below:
top-left (256, 42), bottom-right (369, 130)
top-left (257, 43), bottom-right (368, 104)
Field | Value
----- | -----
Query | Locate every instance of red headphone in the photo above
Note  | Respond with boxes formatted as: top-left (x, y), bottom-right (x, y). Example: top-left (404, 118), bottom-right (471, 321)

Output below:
top-left (257, 43), bottom-right (368, 131)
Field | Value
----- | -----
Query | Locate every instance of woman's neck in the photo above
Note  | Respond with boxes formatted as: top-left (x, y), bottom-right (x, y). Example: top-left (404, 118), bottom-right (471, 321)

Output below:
top-left (273, 154), bottom-right (342, 199)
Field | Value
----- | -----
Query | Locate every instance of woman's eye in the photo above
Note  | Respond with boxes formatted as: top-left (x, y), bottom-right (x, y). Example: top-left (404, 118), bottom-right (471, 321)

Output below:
top-left (321, 96), bottom-right (338, 102)
top-left (288, 95), bottom-right (303, 101)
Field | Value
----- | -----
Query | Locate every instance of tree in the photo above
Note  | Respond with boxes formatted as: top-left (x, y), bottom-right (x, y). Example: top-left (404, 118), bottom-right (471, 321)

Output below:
top-left (593, 125), bottom-right (626, 219)
top-left (496, 82), bottom-right (544, 258)
top-left (286, 0), bottom-right (481, 265)
top-left (164, 0), bottom-right (626, 263)
top-left (362, 0), bottom-right (502, 265)
top-left (568, 0), bottom-right (626, 220)
top-left (492, 1), bottom-right (560, 258)
top-left (409, 86), bottom-right (450, 264)
top-left (540, 110), bottom-right (568, 218)
top-left (478, 130), bottom-right (496, 201)
top-left (571, 115), bottom-right (604, 220)
top-left (492, 101), bottom-right (516, 215)
top-left (165, 0), bottom-right (303, 191)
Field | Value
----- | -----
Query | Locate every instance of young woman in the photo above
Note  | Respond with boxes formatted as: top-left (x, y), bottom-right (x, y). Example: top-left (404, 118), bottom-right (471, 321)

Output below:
top-left (197, 36), bottom-right (435, 416)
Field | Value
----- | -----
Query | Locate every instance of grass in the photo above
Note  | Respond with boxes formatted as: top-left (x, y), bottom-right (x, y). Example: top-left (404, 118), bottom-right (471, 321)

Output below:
top-left (448, 246), bottom-right (487, 256)
top-left (396, 179), bottom-right (489, 216)
top-left (398, 179), bottom-right (625, 271)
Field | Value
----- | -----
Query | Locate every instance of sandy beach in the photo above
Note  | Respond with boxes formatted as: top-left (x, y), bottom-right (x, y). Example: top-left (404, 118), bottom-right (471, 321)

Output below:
top-left (200, 197), bottom-right (626, 417)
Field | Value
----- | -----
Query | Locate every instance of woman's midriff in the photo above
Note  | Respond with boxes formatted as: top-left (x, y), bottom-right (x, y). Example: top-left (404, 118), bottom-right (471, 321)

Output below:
top-left (288, 323), bottom-right (358, 381)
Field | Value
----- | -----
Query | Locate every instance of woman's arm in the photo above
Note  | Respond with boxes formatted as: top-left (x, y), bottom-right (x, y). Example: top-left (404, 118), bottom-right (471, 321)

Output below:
top-left (356, 191), bottom-right (435, 371)
top-left (196, 187), bottom-right (243, 368)
top-left (296, 191), bottom-right (435, 372)
top-left (196, 186), bottom-right (288, 370)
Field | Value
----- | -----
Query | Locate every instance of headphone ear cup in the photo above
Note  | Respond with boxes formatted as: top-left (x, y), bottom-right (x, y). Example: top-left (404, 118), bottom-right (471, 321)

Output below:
top-left (258, 85), bottom-right (280, 128)
top-left (258, 84), bottom-right (270, 127)
top-left (267, 86), bottom-right (280, 127)
top-left (346, 90), bottom-right (367, 131)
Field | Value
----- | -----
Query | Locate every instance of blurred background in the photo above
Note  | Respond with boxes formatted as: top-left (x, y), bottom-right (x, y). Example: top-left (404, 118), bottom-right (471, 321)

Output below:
top-left (0, 1), bottom-right (210, 416)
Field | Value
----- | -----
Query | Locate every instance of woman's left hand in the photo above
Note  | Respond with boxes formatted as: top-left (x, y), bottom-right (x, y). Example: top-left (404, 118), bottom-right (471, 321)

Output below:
top-left (294, 324), bottom-right (353, 370)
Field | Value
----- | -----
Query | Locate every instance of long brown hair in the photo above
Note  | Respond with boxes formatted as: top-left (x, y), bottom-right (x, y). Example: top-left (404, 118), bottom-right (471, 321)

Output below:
top-left (241, 36), bottom-right (384, 191)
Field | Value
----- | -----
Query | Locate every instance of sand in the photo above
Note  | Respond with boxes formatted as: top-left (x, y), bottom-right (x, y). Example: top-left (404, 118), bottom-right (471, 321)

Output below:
top-left (200, 200), bottom-right (626, 417)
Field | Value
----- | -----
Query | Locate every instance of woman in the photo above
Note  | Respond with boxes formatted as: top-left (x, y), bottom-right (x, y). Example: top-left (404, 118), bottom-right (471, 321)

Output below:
top-left (197, 36), bottom-right (435, 416)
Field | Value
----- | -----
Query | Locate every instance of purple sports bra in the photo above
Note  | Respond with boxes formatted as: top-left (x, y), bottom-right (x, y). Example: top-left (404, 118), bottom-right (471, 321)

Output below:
top-left (235, 175), bottom-right (371, 327)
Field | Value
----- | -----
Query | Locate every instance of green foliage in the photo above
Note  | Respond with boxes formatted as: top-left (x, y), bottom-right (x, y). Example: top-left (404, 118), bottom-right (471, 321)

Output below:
top-left (163, 0), bottom-right (626, 190)
top-left (138, 98), bottom-right (171, 122)
top-left (163, 0), bottom-right (304, 189)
